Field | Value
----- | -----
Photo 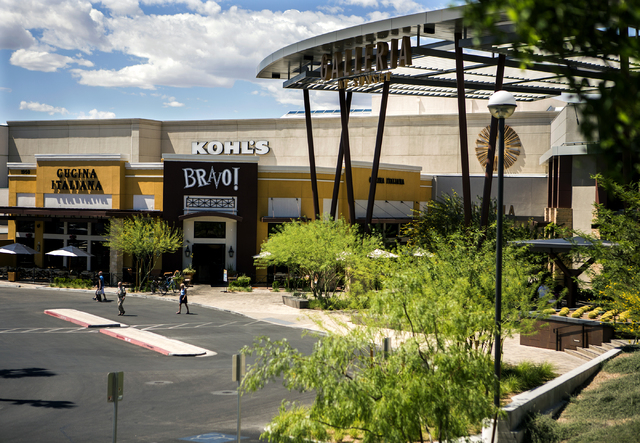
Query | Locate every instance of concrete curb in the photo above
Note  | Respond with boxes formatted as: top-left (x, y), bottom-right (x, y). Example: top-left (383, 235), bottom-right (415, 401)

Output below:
top-left (100, 328), bottom-right (215, 357)
top-left (484, 347), bottom-right (622, 442)
top-left (43, 307), bottom-right (216, 357)
top-left (44, 309), bottom-right (125, 328)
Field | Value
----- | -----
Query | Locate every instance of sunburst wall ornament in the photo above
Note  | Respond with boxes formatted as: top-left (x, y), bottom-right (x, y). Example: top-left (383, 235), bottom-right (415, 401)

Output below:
top-left (475, 124), bottom-right (522, 171)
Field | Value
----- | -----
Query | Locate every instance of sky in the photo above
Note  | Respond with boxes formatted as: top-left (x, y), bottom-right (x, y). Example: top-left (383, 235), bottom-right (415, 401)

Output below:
top-left (0, 0), bottom-right (456, 125)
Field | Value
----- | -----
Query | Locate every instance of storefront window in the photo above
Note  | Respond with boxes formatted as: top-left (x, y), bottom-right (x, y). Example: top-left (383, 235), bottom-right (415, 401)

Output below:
top-left (91, 241), bottom-right (109, 272)
top-left (44, 220), bottom-right (65, 234)
top-left (369, 223), bottom-right (407, 246)
top-left (68, 222), bottom-right (88, 235)
top-left (92, 220), bottom-right (107, 236)
top-left (16, 220), bottom-right (35, 233)
top-left (194, 221), bottom-right (226, 238)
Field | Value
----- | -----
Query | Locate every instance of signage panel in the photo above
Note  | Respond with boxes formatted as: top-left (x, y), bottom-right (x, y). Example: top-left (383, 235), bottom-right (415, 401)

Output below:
top-left (44, 194), bottom-right (113, 209)
top-left (192, 141), bottom-right (270, 156)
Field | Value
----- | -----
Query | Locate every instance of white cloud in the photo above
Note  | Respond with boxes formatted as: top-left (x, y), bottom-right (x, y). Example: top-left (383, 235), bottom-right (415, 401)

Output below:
top-left (163, 100), bottom-right (185, 107)
top-left (77, 109), bottom-right (117, 119)
top-left (5, 0), bottom-right (367, 89)
top-left (1, 0), bottom-right (109, 53)
top-left (381, 0), bottom-right (425, 14)
top-left (340, 0), bottom-right (379, 8)
top-left (4, 0), bottom-right (433, 94)
top-left (10, 49), bottom-right (93, 72)
top-left (338, 0), bottom-right (426, 13)
top-left (0, 87), bottom-right (12, 92)
top-left (19, 100), bottom-right (69, 115)
top-left (97, 0), bottom-right (143, 16)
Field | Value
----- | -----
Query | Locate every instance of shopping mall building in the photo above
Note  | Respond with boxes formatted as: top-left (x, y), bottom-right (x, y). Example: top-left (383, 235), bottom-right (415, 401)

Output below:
top-left (0, 6), bottom-right (603, 284)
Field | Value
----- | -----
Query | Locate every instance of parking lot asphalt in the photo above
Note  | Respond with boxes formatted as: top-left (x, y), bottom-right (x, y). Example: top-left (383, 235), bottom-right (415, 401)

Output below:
top-left (1, 279), bottom-right (587, 375)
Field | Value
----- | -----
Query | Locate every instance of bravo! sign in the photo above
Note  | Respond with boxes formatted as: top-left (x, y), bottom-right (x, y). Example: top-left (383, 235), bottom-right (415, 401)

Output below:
top-left (183, 166), bottom-right (240, 191)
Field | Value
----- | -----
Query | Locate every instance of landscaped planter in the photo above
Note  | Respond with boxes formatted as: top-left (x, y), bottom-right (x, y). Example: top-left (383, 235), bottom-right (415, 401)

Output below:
top-left (282, 295), bottom-right (309, 309)
top-left (521, 315), bottom-right (615, 351)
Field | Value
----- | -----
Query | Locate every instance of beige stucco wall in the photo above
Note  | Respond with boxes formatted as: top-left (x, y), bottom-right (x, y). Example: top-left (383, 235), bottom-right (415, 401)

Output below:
top-left (159, 111), bottom-right (556, 176)
top-left (7, 119), bottom-right (162, 163)
top-left (572, 155), bottom-right (598, 234)
top-left (6, 112), bottom-right (556, 201)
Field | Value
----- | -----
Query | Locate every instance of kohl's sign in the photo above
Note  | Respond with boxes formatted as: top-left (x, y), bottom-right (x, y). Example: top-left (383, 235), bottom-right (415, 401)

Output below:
top-left (192, 140), bottom-right (270, 155)
top-left (183, 166), bottom-right (240, 191)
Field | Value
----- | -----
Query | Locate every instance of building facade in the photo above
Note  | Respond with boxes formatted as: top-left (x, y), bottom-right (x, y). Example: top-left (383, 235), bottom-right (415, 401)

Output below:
top-left (0, 101), bottom-right (601, 283)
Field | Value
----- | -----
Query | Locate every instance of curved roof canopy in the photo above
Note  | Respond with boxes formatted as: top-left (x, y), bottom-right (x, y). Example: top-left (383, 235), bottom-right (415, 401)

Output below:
top-left (257, 6), bottom-right (615, 101)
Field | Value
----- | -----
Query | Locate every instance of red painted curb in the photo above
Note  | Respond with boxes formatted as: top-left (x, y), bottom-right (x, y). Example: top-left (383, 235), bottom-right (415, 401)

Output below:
top-left (44, 310), bottom-right (91, 328)
top-left (100, 329), bottom-right (171, 355)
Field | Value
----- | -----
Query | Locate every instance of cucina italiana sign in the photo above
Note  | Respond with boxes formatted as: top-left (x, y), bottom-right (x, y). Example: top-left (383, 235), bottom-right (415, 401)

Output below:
top-left (320, 36), bottom-right (412, 82)
top-left (192, 141), bottom-right (270, 155)
top-left (51, 168), bottom-right (103, 192)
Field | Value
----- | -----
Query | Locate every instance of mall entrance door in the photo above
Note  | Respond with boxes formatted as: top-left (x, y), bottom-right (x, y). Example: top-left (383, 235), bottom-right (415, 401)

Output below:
top-left (192, 244), bottom-right (226, 286)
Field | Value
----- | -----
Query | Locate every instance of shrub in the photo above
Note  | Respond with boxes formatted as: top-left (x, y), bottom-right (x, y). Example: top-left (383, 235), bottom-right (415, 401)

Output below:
top-left (601, 309), bottom-right (617, 322)
top-left (588, 307), bottom-right (604, 319)
top-left (525, 413), bottom-right (562, 443)
top-left (272, 281), bottom-right (280, 292)
top-left (571, 305), bottom-right (591, 318)
top-left (543, 308), bottom-right (556, 315)
top-left (501, 361), bottom-right (557, 396)
top-left (229, 275), bottom-right (252, 292)
top-left (50, 277), bottom-right (93, 289)
top-left (559, 307), bottom-right (570, 316)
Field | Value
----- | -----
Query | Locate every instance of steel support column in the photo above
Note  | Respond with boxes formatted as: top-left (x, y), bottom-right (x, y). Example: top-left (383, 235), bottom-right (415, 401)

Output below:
top-left (338, 88), bottom-right (356, 224)
top-left (365, 80), bottom-right (390, 231)
top-left (480, 54), bottom-right (506, 229)
top-left (303, 89), bottom-right (320, 219)
top-left (330, 91), bottom-right (352, 220)
top-left (455, 31), bottom-right (472, 226)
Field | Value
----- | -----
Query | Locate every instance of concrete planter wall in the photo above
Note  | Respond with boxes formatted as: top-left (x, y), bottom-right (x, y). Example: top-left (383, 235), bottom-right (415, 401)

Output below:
top-left (282, 295), bottom-right (309, 309)
top-left (484, 348), bottom-right (622, 442)
top-left (521, 316), bottom-right (615, 351)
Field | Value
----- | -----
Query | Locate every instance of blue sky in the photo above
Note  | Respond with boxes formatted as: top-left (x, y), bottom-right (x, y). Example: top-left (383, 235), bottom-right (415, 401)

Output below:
top-left (0, 0), bottom-right (455, 124)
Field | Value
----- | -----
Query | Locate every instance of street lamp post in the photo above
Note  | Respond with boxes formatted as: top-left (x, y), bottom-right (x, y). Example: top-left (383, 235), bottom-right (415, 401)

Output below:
top-left (488, 90), bottom-right (517, 409)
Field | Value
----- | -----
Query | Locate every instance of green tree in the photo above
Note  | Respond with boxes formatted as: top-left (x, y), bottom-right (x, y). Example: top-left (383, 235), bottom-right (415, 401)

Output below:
top-left (403, 192), bottom-right (543, 252)
top-left (106, 215), bottom-right (183, 288)
top-left (464, 0), bottom-right (640, 183)
top-left (243, 235), bottom-right (553, 443)
top-left (588, 175), bottom-right (640, 339)
top-left (255, 218), bottom-right (382, 305)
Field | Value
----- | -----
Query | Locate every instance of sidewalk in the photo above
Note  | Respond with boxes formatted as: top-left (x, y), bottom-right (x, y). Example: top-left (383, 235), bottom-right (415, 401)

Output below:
top-left (2, 279), bottom-right (586, 375)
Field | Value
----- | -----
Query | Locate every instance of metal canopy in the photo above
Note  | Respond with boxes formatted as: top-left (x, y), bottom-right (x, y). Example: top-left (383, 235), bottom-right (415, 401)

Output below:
top-left (510, 237), bottom-right (616, 253)
top-left (257, 6), bottom-right (614, 101)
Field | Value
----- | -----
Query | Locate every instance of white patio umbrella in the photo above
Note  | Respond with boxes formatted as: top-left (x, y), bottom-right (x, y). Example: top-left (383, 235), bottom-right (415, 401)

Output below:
top-left (368, 249), bottom-right (399, 259)
top-left (46, 245), bottom-right (93, 275)
top-left (0, 243), bottom-right (40, 281)
top-left (252, 251), bottom-right (272, 259)
top-left (45, 245), bottom-right (92, 257)
top-left (0, 243), bottom-right (39, 255)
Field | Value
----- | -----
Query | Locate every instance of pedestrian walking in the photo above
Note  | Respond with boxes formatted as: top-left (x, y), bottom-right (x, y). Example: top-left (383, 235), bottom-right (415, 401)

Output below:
top-left (176, 283), bottom-right (189, 314)
top-left (94, 270), bottom-right (108, 302)
top-left (116, 282), bottom-right (126, 316)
